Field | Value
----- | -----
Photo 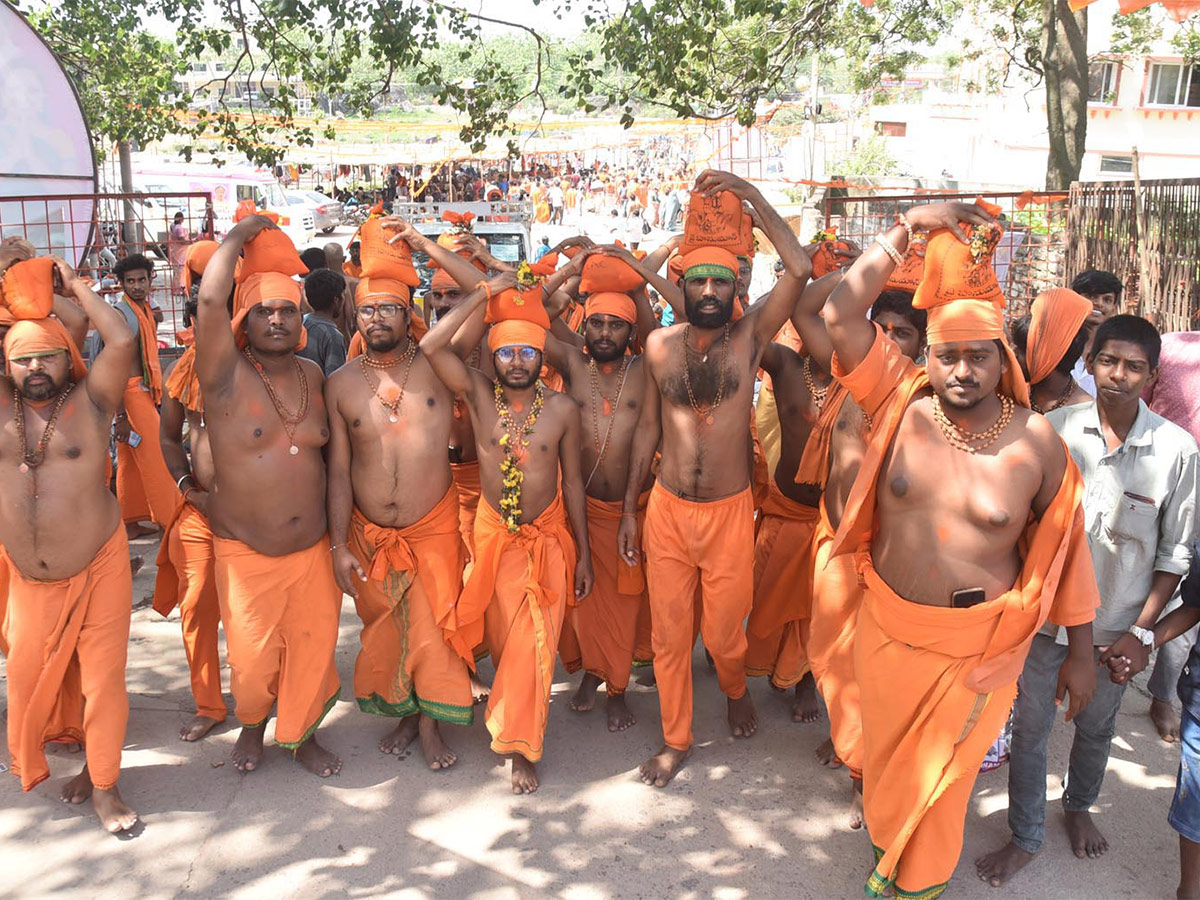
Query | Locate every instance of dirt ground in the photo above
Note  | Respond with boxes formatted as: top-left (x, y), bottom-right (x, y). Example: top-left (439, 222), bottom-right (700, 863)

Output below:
top-left (0, 530), bottom-right (1186, 899)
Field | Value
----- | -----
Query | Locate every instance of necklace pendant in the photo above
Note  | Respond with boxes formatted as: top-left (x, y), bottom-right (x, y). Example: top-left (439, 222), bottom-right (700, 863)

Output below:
top-left (705, 414), bottom-right (714, 425)
top-left (289, 444), bottom-right (299, 456)
top-left (389, 413), bottom-right (399, 424)
top-left (18, 462), bottom-right (28, 474)
top-left (701, 354), bottom-right (708, 363)
top-left (602, 398), bottom-right (612, 417)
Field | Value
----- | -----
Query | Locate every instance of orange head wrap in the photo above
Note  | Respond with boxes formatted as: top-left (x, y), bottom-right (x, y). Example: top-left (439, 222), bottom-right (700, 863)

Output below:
top-left (584, 291), bottom-right (637, 325)
top-left (488, 319), bottom-right (546, 353)
top-left (183, 240), bottom-right (220, 297)
top-left (924, 300), bottom-right (1029, 408)
top-left (1026, 288), bottom-right (1093, 385)
top-left (231, 273), bottom-right (305, 351)
top-left (0, 257), bottom-right (55, 321)
top-left (430, 268), bottom-right (460, 292)
top-left (680, 246), bottom-right (739, 282)
top-left (355, 276), bottom-right (410, 307)
top-left (4, 317), bottom-right (86, 381)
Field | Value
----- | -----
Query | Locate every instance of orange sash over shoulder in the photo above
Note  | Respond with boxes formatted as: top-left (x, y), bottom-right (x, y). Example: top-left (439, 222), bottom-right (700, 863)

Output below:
top-left (123, 297), bottom-right (164, 404)
top-left (794, 380), bottom-right (849, 490)
top-left (165, 346), bottom-right (203, 414)
top-left (447, 493), bottom-right (577, 663)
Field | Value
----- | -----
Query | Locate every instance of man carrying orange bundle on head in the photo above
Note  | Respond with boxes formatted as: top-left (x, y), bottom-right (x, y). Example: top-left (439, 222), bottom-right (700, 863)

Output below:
top-left (534, 245), bottom-right (658, 732)
top-left (324, 217), bottom-right (487, 770)
top-left (0, 253), bottom-right (141, 833)
top-left (821, 199), bottom-right (1098, 900)
top-left (422, 262), bottom-right (593, 794)
top-left (193, 214), bottom-right (345, 779)
top-left (154, 240), bottom-right (232, 743)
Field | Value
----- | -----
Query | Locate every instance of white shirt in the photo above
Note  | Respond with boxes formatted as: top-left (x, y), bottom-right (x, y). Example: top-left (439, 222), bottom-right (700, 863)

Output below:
top-left (1071, 357), bottom-right (1097, 397)
top-left (1043, 399), bottom-right (1200, 644)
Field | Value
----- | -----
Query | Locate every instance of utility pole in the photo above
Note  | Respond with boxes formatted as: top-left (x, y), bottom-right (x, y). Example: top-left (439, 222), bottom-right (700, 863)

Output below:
top-left (118, 138), bottom-right (137, 247)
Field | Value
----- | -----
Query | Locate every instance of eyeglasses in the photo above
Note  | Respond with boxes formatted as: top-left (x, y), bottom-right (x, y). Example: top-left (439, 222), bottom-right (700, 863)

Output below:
top-left (357, 303), bottom-right (402, 319)
top-left (494, 346), bottom-right (540, 364)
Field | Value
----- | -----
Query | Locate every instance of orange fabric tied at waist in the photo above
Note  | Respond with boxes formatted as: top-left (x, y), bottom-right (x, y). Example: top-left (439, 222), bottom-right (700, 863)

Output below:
top-left (586, 492), bottom-right (647, 595)
top-left (747, 481), bottom-right (821, 640)
top-left (352, 486), bottom-right (461, 584)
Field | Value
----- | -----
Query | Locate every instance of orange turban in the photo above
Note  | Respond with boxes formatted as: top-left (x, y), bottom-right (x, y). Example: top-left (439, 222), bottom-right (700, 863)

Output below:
top-left (1026, 288), bottom-right (1092, 385)
top-left (924, 299), bottom-right (1029, 408)
top-left (4, 317), bottom-right (86, 381)
top-left (231, 272), bottom-right (305, 351)
top-left (584, 291), bottom-right (637, 324)
top-left (488, 319), bottom-right (546, 353)
top-left (183, 240), bottom-right (220, 297)
top-left (355, 276), bottom-right (410, 307)
top-left (680, 247), bottom-right (738, 282)
top-left (0, 257), bottom-right (55, 321)
top-left (430, 268), bottom-right (459, 292)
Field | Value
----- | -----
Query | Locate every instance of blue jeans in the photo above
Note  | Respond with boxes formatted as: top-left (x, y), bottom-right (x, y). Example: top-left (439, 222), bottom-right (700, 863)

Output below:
top-left (1169, 706), bottom-right (1200, 843)
top-left (1006, 633), bottom-right (1128, 853)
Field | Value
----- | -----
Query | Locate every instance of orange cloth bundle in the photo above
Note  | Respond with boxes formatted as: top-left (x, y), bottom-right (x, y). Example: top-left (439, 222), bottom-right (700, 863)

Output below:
top-left (359, 218), bottom-right (420, 286)
top-left (583, 291), bottom-right (637, 324)
top-left (4, 317), bottom-right (87, 381)
top-left (237, 229), bottom-right (308, 282)
top-left (912, 198), bottom-right (1005, 309)
top-left (579, 244), bottom-right (646, 294)
top-left (1026, 288), bottom-right (1093, 385)
top-left (182, 241), bottom-right (220, 297)
top-left (233, 200), bottom-right (279, 224)
top-left (885, 239), bottom-right (926, 293)
top-left (485, 284), bottom-right (552, 331)
top-left (810, 227), bottom-right (853, 279)
top-left (680, 190), bottom-right (752, 257)
top-left (0, 257), bottom-right (55, 321)
top-left (525, 253), bottom-right (559, 280)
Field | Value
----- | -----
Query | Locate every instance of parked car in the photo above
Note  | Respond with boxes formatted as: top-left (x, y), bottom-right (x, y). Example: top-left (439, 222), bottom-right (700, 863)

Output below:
top-left (285, 189), bottom-right (343, 234)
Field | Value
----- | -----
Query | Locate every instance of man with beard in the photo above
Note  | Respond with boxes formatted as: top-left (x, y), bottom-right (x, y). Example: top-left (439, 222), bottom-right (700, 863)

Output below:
top-left (822, 201), bottom-right (1098, 899)
top-left (110, 254), bottom-right (180, 537)
top-left (423, 274), bottom-right (593, 794)
top-left (0, 256), bottom-right (140, 833)
top-left (617, 170), bottom-right (813, 788)
top-left (194, 215), bottom-right (343, 778)
top-left (538, 265), bottom-right (655, 732)
top-left (324, 226), bottom-right (494, 769)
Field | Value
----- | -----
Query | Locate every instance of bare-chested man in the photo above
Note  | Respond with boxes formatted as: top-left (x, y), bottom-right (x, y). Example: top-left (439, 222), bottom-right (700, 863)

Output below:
top-left (538, 249), bottom-right (656, 732)
top-left (617, 170), bottom-right (813, 788)
top-left (422, 273), bottom-right (593, 794)
top-left (820, 201), bottom-right (1098, 898)
top-left (325, 222), bottom-right (493, 769)
top-left (195, 215), bottom-right (342, 778)
top-left (0, 256), bottom-right (139, 832)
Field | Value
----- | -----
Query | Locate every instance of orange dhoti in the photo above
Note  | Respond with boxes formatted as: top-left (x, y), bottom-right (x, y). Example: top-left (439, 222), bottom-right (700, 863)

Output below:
top-left (450, 460), bottom-right (481, 560)
top-left (806, 500), bottom-right (865, 777)
top-left (560, 493), bottom-right (648, 696)
top-left (116, 377), bottom-right (180, 527)
top-left (0, 550), bottom-right (9, 657)
top-left (213, 536), bottom-right (342, 747)
top-left (152, 500), bottom-right (226, 722)
top-left (644, 483), bottom-right (755, 751)
top-left (744, 482), bottom-right (820, 689)
top-left (348, 487), bottom-right (473, 725)
top-left (449, 495), bottom-right (576, 762)
top-left (4, 525), bottom-right (131, 791)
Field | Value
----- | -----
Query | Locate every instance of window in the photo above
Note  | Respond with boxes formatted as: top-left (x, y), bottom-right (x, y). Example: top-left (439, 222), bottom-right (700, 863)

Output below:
top-left (874, 121), bottom-right (908, 137)
top-left (1088, 61), bottom-right (1119, 104)
top-left (1146, 62), bottom-right (1200, 107)
top-left (1100, 154), bottom-right (1134, 175)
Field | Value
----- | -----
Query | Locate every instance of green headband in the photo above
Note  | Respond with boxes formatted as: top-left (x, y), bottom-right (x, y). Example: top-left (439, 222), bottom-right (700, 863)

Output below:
top-left (683, 264), bottom-right (735, 282)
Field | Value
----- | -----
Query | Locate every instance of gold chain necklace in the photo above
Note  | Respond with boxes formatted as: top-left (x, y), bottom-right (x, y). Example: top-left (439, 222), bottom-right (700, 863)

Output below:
top-left (13, 384), bottom-right (75, 473)
top-left (803, 356), bottom-right (829, 412)
top-left (588, 356), bottom-right (630, 457)
top-left (243, 348), bottom-right (310, 455)
top-left (359, 340), bottom-right (418, 423)
top-left (682, 323), bottom-right (730, 426)
top-left (931, 392), bottom-right (1014, 454)
top-left (495, 381), bottom-right (545, 533)
top-left (1031, 378), bottom-right (1075, 416)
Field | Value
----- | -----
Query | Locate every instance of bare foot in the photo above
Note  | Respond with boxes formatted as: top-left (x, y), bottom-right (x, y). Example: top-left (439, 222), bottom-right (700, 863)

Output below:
top-left (231, 725), bottom-right (265, 772)
top-left (570, 673), bottom-right (602, 712)
top-left (849, 784), bottom-right (864, 830)
top-left (470, 670), bottom-right (491, 705)
top-left (1152, 698), bottom-right (1182, 743)
top-left (639, 744), bottom-right (691, 788)
top-left (379, 715), bottom-right (420, 755)
top-left (125, 522), bottom-right (157, 539)
top-left (294, 735), bottom-right (341, 777)
top-left (975, 841), bottom-right (1037, 886)
top-left (179, 715), bottom-right (222, 742)
top-left (634, 667), bottom-right (657, 688)
top-left (511, 755), bottom-right (539, 794)
top-left (92, 785), bottom-right (139, 834)
top-left (418, 715), bottom-right (457, 770)
top-left (815, 737), bottom-right (843, 768)
top-left (61, 766), bottom-right (94, 804)
top-left (728, 693), bottom-right (758, 737)
top-left (606, 693), bottom-right (636, 731)
top-left (1064, 810), bottom-right (1108, 859)
top-left (791, 673), bottom-right (820, 723)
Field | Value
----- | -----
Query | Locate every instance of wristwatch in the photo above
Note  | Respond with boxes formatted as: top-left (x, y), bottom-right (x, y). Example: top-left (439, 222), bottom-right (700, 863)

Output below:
top-left (1129, 625), bottom-right (1155, 648)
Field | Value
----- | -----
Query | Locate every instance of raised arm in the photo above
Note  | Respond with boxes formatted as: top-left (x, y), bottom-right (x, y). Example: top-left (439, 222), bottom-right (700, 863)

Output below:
top-left (423, 270), bottom-right (515, 399)
top-left (618, 335), bottom-right (664, 565)
top-left (599, 244), bottom-right (684, 318)
top-left (195, 215), bottom-right (275, 391)
top-left (630, 284), bottom-right (659, 346)
top-left (51, 293), bottom-right (89, 352)
top-left (384, 218), bottom-right (490, 289)
top-left (558, 400), bottom-right (593, 601)
top-left (823, 201), bottom-right (992, 373)
top-left (51, 258), bottom-right (134, 414)
top-left (640, 234), bottom-right (681, 276)
top-left (789, 271), bottom-right (843, 372)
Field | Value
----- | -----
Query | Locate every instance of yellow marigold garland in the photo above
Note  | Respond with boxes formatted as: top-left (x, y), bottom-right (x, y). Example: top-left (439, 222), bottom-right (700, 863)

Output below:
top-left (494, 380), bottom-right (544, 533)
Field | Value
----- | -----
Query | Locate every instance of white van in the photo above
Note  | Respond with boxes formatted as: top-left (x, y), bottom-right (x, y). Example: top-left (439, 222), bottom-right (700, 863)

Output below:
top-left (133, 162), bottom-right (315, 247)
top-left (391, 200), bottom-right (534, 292)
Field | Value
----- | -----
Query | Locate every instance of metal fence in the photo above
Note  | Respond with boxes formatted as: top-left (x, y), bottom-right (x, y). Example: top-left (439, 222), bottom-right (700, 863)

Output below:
top-left (0, 191), bottom-right (213, 348)
top-left (823, 190), bottom-right (1068, 319)
top-left (1067, 178), bottom-right (1200, 333)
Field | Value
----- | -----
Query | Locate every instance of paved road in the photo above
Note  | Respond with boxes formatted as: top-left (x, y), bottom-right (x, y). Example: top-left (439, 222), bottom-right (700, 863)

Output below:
top-left (0, 530), bottom-right (1185, 899)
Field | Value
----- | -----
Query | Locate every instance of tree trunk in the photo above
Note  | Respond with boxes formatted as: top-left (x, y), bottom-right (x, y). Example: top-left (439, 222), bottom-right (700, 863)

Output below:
top-left (1043, 0), bottom-right (1088, 190)
top-left (118, 138), bottom-right (137, 247)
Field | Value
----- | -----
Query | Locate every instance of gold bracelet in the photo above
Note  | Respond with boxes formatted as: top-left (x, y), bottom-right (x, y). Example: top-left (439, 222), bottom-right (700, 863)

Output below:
top-left (874, 233), bottom-right (903, 266)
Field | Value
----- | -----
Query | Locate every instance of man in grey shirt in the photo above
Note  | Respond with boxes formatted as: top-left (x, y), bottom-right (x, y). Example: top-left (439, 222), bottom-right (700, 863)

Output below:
top-left (298, 268), bottom-right (347, 376)
top-left (977, 314), bottom-right (1199, 887)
